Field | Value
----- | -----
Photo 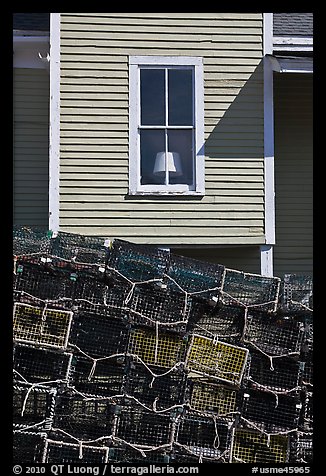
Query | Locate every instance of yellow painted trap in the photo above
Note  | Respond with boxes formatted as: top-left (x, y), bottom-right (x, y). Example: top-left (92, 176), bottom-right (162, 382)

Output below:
top-left (13, 302), bottom-right (72, 349)
top-left (186, 335), bottom-right (248, 385)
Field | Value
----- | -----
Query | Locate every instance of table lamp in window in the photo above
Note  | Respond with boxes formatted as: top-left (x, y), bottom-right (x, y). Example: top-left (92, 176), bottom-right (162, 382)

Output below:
top-left (153, 151), bottom-right (183, 177)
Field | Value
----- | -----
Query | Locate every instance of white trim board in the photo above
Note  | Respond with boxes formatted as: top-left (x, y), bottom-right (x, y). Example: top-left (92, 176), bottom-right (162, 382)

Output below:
top-left (49, 13), bottom-right (60, 233)
top-left (262, 13), bottom-right (275, 277)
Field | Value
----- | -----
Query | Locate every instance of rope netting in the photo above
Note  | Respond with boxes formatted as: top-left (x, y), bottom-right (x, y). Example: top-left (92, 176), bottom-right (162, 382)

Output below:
top-left (12, 227), bottom-right (313, 464)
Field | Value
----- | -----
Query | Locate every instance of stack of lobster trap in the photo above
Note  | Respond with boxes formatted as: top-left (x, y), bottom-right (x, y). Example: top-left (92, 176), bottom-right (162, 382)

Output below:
top-left (13, 226), bottom-right (313, 464)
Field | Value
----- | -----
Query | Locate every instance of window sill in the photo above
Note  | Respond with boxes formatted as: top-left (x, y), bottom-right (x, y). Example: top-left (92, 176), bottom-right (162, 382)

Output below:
top-left (128, 190), bottom-right (205, 197)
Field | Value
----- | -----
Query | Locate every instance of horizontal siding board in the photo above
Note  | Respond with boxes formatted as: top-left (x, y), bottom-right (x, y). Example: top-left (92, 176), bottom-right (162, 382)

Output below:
top-left (59, 13), bottom-right (264, 245)
top-left (273, 74), bottom-right (313, 276)
top-left (14, 68), bottom-right (49, 228)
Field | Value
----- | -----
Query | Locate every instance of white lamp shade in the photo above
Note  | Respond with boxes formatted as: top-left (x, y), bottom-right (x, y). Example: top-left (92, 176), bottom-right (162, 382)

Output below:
top-left (153, 151), bottom-right (183, 176)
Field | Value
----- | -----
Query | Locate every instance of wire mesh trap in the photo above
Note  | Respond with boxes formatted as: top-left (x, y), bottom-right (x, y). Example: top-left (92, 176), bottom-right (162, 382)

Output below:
top-left (13, 343), bottom-right (72, 384)
top-left (300, 391), bottom-right (313, 432)
top-left (166, 254), bottom-right (224, 300)
top-left (243, 351), bottom-right (302, 393)
top-left (50, 231), bottom-right (109, 267)
top-left (289, 432), bottom-right (313, 463)
top-left (231, 429), bottom-right (289, 463)
top-left (13, 302), bottom-right (73, 349)
top-left (279, 274), bottom-right (313, 314)
top-left (124, 362), bottom-right (187, 410)
top-left (43, 439), bottom-right (109, 463)
top-left (13, 384), bottom-right (56, 431)
top-left (300, 352), bottom-right (313, 388)
top-left (115, 404), bottom-right (175, 447)
top-left (244, 311), bottom-right (304, 357)
top-left (73, 268), bottom-right (130, 318)
top-left (185, 379), bottom-right (239, 417)
top-left (13, 226), bottom-right (53, 261)
top-left (175, 412), bottom-right (233, 461)
top-left (186, 301), bottom-right (245, 344)
top-left (13, 430), bottom-right (47, 463)
top-left (108, 239), bottom-right (170, 283)
top-left (128, 326), bottom-right (186, 369)
top-left (240, 389), bottom-right (302, 433)
top-left (128, 284), bottom-right (189, 331)
top-left (186, 334), bottom-right (249, 386)
top-left (52, 394), bottom-right (116, 443)
top-left (12, 227), bottom-right (313, 464)
top-left (68, 353), bottom-right (126, 398)
top-left (13, 261), bottom-right (76, 309)
top-left (221, 269), bottom-right (280, 312)
top-left (68, 311), bottom-right (130, 359)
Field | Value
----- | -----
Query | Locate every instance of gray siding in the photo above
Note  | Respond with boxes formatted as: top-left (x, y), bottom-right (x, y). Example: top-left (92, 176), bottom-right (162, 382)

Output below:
top-left (13, 68), bottom-right (49, 227)
top-left (172, 246), bottom-right (261, 274)
top-left (59, 13), bottom-right (265, 245)
top-left (273, 74), bottom-right (313, 277)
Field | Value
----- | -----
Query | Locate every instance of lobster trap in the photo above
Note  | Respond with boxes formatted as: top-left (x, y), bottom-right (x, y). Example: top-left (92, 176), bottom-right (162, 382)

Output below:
top-left (13, 430), bottom-right (47, 463)
top-left (280, 274), bottom-right (313, 314)
top-left (72, 267), bottom-right (130, 318)
top-left (231, 429), bottom-right (289, 463)
top-left (13, 343), bottom-right (72, 384)
top-left (14, 261), bottom-right (77, 310)
top-left (124, 362), bottom-right (186, 410)
top-left (186, 379), bottom-right (239, 417)
top-left (107, 239), bottom-right (170, 283)
top-left (300, 391), bottom-right (313, 432)
top-left (187, 301), bottom-right (245, 344)
top-left (13, 384), bottom-right (56, 431)
top-left (186, 334), bottom-right (249, 386)
top-left (115, 404), bottom-right (175, 447)
top-left (43, 439), bottom-right (109, 463)
top-left (13, 226), bottom-right (53, 262)
top-left (244, 312), bottom-right (304, 357)
top-left (69, 311), bottom-right (130, 359)
top-left (240, 389), bottom-right (302, 433)
top-left (243, 351), bottom-right (301, 393)
top-left (300, 352), bottom-right (313, 388)
top-left (128, 327), bottom-right (186, 369)
top-left (221, 269), bottom-right (280, 312)
top-left (166, 254), bottom-right (224, 301)
top-left (52, 394), bottom-right (116, 443)
top-left (175, 412), bottom-right (233, 461)
top-left (13, 302), bottom-right (73, 349)
top-left (50, 231), bottom-right (109, 267)
top-left (68, 353), bottom-right (126, 398)
top-left (289, 432), bottom-right (313, 463)
top-left (128, 284), bottom-right (189, 331)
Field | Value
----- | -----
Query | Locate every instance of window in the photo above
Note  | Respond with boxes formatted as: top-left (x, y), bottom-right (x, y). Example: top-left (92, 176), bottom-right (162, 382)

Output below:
top-left (129, 56), bottom-right (205, 195)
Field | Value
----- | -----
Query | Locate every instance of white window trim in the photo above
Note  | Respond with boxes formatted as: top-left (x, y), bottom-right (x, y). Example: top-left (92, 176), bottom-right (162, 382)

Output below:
top-left (129, 56), bottom-right (205, 196)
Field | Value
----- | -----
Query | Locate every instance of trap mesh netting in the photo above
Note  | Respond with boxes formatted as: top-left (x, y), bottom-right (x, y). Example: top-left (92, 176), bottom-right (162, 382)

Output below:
top-left (12, 226), bottom-right (313, 464)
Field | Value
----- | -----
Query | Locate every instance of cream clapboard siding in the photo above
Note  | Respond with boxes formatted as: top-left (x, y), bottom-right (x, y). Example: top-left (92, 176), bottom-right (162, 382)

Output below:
top-left (59, 13), bottom-right (264, 245)
top-left (13, 68), bottom-right (49, 227)
top-left (273, 74), bottom-right (313, 277)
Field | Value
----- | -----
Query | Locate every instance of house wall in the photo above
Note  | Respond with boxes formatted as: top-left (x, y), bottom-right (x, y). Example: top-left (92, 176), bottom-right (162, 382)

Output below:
top-left (273, 73), bottom-right (313, 277)
top-left (58, 13), bottom-right (265, 246)
top-left (13, 68), bottom-right (49, 227)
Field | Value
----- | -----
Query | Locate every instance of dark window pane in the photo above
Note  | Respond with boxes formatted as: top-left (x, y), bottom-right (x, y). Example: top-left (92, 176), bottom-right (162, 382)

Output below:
top-left (168, 69), bottom-right (193, 126)
top-left (140, 130), bottom-right (166, 185)
top-left (140, 69), bottom-right (165, 125)
top-left (168, 130), bottom-right (194, 185)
